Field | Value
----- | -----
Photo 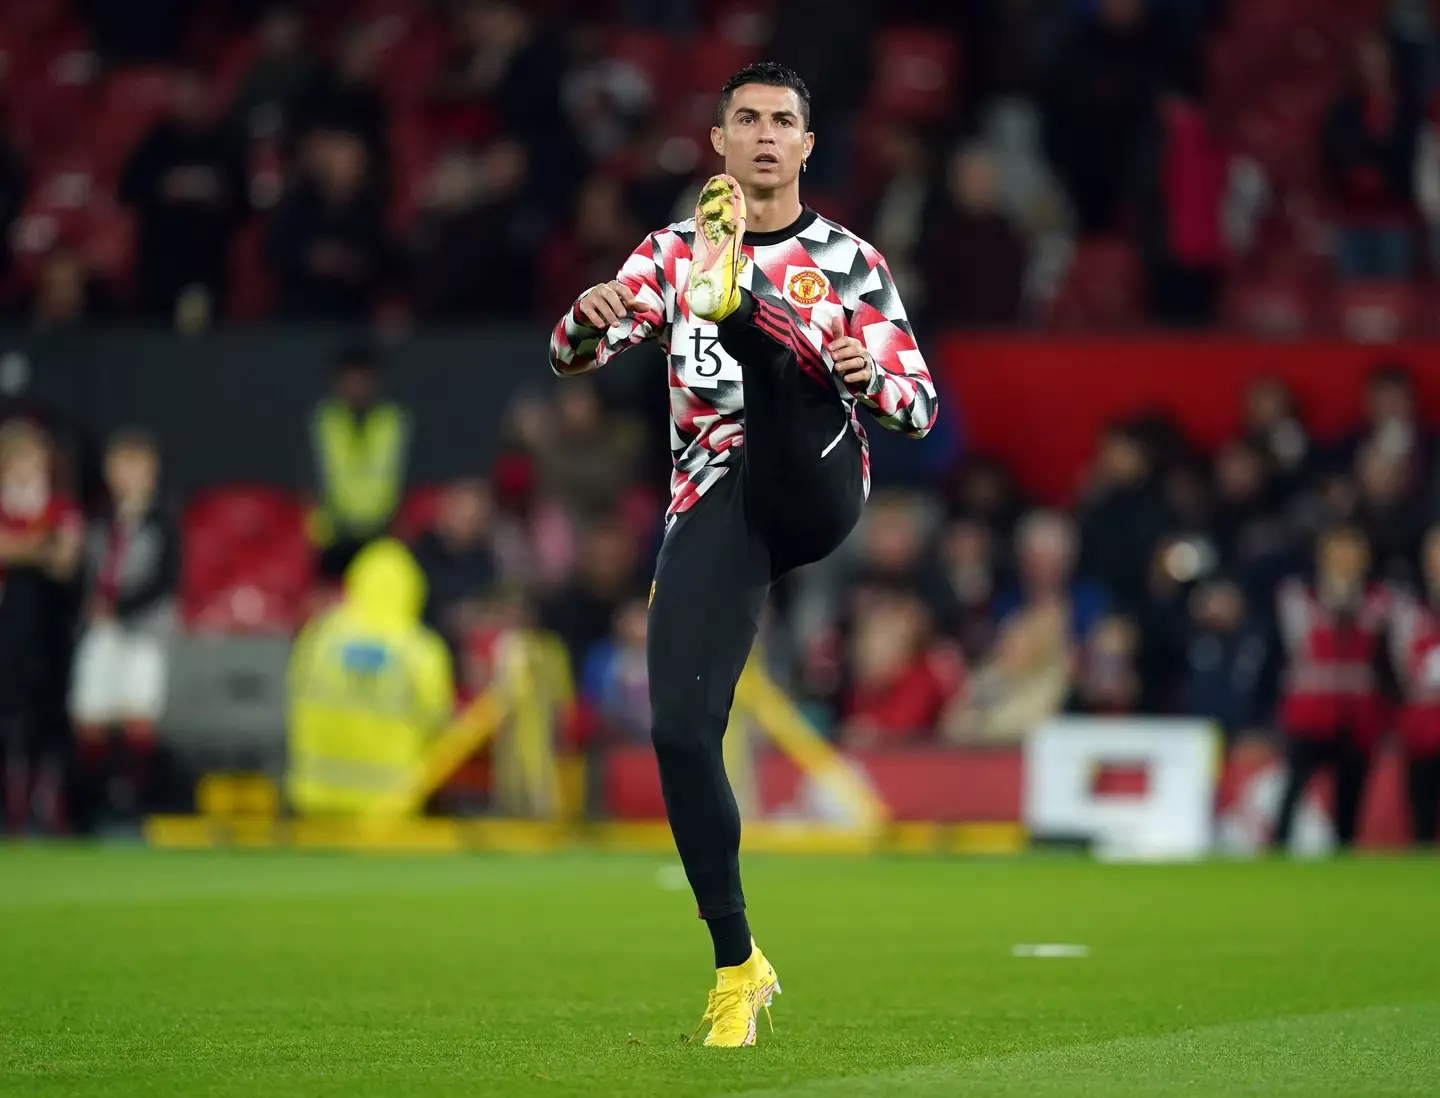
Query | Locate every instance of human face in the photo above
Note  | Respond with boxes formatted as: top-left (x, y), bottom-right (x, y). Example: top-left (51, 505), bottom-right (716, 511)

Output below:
top-left (106, 447), bottom-right (158, 507)
top-left (712, 84), bottom-right (813, 194)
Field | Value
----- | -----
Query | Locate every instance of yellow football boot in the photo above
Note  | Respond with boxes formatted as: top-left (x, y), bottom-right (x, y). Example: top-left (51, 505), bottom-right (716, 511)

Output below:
top-left (689, 941), bottom-right (781, 1048)
top-left (685, 173), bottom-right (747, 322)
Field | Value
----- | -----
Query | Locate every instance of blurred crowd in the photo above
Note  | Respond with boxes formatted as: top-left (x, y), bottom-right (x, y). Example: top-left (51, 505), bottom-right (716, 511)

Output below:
top-left (7, 343), bottom-right (1440, 845)
top-left (3, 0), bottom-right (1440, 331)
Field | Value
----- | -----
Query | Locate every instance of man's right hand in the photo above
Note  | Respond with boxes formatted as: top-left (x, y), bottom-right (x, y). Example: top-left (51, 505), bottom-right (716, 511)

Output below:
top-left (575, 281), bottom-right (638, 330)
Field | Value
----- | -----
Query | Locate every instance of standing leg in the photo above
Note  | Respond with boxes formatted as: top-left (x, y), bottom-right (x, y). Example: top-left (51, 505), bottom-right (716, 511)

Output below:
top-left (1273, 737), bottom-right (1321, 849)
top-left (1406, 752), bottom-right (1440, 847)
top-left (647, 470), bottom-right (771, 967)
top-left (1331, 742), bottom-right (1369, 850)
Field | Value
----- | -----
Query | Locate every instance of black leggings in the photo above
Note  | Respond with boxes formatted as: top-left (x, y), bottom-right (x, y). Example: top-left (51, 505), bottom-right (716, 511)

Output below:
top-left (1407, 753), bottom-right (1440, 846)
top-left (647, 292), bottom-right (864, 918)
top-left (1273, 736), bottom-right (1370, 850)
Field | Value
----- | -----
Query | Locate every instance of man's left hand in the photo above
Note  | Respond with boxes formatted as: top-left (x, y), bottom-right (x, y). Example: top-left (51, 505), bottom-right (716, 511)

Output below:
top-left (827, 316), bottom-right (874, 390)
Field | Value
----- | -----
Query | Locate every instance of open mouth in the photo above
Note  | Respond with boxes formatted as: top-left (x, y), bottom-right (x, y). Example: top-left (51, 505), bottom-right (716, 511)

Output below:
top-left (753, 153), bottom-right (779, 167)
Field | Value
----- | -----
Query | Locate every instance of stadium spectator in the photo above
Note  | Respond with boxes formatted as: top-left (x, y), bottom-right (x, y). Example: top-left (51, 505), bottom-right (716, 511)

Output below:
top-left (1041, 0), bottom-right (1162, 231)
top-left (27, 248), bottom-right (114, 331)
top-left (535, 380), bottom-right (642, 524)
top-left (839, 588), bottom-right (961, 748)
top-left (919, 143), bottom-right (1027, 329)
top-left (1211, 438), bottom-right (1294, 596)
top-left (412, 478), bottom-right (498, 660)
top-left (1078, 425), bottom-right (1179, 615)
top-left (1240, 376), bottom-right (1313, 502)
top-left (941, 599), bottom-right (1068, 744)
top-left (290, 24), bottom-right (389, 164)
top-left (936, 517), bottom-right (998, 662)
top-left (1322, 31), bottom-right (1422, 280)
top-left (994, 509), bottom-right (1108, 642)
top-left (229, 6), bottom-right (319, 140)
top-left (1272, 525), bottom-right (1390, 851)
top-left (579, 597), bottom-right (652, 744)
top-left (70, 429), bottom-right (178, 821)
top-left (1132, 83), bottom-right (1231, 326)
top-left (560, 22), bottom-right (655, 165)
top-left (0, 422), bottom-right (82, 833)
top-left (540, 516), bottom-right (640, 672)
top-left (1344, 365), bottom-right (1430, 490)
top-left (432, 1), bottom-right (573, 209)
top-left (1068, 614), bottom-right (1143, 715)
top-left (859, 125), bottom-right (934, 311)
top-left (307, 348), bottom-right (411, 581)
top-left (288, 540), bottom-right (453, 817)
top-left (1353, 441), bottom-right (1425, 585)
top-left (412, 141), bottom-right (541, 320)
top-left (1389, 524), bottom-right (1440, 845)
top-left (943, 455), bottom-right (1026, 537)
top-left (537, 173), bottom-right (641, 325)
top-left (1181, 578), bottom-right (1273, 742)
top-left (487, 395), bottom-right (578, 592)
top-left (267, 129), bottom-right (392, 319)
top-left (120, 68), bottom-right (248, 320)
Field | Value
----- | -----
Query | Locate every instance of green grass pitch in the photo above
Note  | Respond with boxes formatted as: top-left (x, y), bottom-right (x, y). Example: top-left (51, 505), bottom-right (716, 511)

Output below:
top-left (2, 848), bottom-right (1438, 1097)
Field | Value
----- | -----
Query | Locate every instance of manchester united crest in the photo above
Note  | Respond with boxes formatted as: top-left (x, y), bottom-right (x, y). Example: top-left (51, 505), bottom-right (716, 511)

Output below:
top-left (786, 268), bottom-right (827, 307)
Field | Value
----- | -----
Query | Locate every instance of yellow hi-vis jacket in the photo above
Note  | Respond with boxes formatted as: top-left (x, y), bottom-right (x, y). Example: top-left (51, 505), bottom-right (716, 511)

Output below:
top-left (287, 539), bottom-right (453, 817)
top-left (309, 400), bottom-right (409, 547)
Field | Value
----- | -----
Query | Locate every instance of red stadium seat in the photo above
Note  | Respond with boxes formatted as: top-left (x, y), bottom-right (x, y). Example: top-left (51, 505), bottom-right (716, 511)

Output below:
top-left (188, 584), bottom-right (299, 635)
top-left (394, 484), bottom-right (446, 541)
top-left (1047, 237), bottom-right (1144, 331)
top-left (186, 485), bottom-right (303, 546)
top-left (1332, 281), bottom-right (1422, 343)
top-left (871, 27), bottom-right (961, 122)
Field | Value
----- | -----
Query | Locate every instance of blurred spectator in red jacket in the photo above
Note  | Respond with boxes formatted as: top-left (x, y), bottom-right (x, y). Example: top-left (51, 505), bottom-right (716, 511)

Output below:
top-left (1041, 0), bottom-right (1162, 231)
top-left (840, 588), bottom-right (963, 748)
top-left (230, 6), bottom-right (320, 141)
top-left (920, 144), bottom-right (1027, 329)
top-left (942, 599), bottom-right (1068, 744)
top-left (538, 174), bottom-right (641, 324)
top-left (0, 421), bottom-right (82, 833)
top-left (579, 597), bottom-right (652, 744)
top-left (120, 68), bottom-right (248, 321)
top-left (1272, 525), bottom-right (1391, 851)
top-left (267, 129), bottom-right (393, 319)
top-left (412, 141), bottom-right (540, 320)
top-left (1132, 84), bottom-right (1231, 326)
top-left (1323, 31), bottom-right (1422, 280)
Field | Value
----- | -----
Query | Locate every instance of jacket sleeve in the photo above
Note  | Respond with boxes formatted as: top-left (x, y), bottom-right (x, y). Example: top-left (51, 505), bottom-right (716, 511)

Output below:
top-left (548, 231), bottom-right (669, 376)
top-left (115, 513), bottom-right (181, 620)
top-left (844, 247), bottom-right (939, 438)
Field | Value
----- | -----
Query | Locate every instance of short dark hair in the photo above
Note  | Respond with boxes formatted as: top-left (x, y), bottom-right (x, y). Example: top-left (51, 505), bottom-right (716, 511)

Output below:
top-left (107, 426), bottom-right (159, 457)
top-left (717, 61), bottom-right (811, 130)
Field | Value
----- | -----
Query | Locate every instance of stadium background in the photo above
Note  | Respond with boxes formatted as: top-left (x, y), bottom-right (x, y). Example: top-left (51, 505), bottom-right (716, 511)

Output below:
top-left (0, 0), bottom-right (1438, 854)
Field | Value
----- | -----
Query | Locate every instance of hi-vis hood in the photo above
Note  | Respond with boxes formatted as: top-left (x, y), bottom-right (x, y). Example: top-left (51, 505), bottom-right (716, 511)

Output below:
top-left (343, 538), bottom-right (427, 629)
